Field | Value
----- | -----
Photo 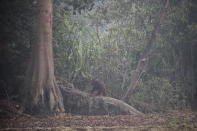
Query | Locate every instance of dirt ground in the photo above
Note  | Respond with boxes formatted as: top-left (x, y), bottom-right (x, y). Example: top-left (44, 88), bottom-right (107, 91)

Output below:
top-left (0, 99), bottom-right (197, 131)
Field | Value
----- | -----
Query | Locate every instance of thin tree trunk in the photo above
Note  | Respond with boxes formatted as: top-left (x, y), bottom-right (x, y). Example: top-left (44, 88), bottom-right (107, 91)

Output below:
top-left (21, 0), bottom-right (64, 114)
top-left (122, 0), bottom-right (169, 102)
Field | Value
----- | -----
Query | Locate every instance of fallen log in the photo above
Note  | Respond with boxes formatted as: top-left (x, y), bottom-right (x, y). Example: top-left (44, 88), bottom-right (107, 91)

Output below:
top-left (60, 87), bottom-right (143, 115)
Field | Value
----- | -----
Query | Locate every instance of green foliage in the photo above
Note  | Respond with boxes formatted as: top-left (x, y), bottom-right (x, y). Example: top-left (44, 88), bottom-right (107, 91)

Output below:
top-left (73, 0), bottom-right (197, 111)
top-left (53, 6), bottom-right (81, 80)
top-left (53, 3), bottom-right (100, 83)
top-left (2, 0), bottom-right (196, 111)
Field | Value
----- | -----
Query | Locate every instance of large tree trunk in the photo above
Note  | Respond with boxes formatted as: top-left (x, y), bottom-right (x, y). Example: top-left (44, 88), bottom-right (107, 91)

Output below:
top-left (21, 0), bottom-right (64, 114)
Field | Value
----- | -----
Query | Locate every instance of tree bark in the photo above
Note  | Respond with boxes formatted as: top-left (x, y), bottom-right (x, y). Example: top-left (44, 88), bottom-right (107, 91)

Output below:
top-left (122, 0), bottom-right (169, 102)
top-left (21, 0), bottom-right (64, 114)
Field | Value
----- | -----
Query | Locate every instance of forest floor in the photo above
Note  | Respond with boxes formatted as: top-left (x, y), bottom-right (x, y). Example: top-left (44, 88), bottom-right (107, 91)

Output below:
top-left (0, 99), bottom-right (197, 131)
